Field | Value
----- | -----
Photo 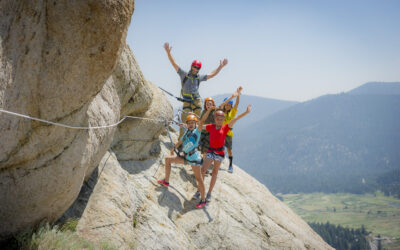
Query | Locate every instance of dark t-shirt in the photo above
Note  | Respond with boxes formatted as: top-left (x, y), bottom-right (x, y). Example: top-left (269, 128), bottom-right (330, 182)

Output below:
top-left (200, 109), bottom-right (215, 132)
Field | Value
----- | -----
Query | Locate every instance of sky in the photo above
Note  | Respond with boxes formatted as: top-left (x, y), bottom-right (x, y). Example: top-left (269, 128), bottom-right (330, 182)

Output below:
top-left (126, 0), bottom-right (400, 102)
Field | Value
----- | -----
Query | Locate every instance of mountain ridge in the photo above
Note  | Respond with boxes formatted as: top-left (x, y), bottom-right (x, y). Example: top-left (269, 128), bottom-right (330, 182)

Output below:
top-left (235, 83), bottom-right (400, 194)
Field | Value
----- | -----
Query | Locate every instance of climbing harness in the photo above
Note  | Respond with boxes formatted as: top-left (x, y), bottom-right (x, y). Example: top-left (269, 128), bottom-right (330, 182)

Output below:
top-left (180, 73), bottom-right (203, 112)
top-left (207, 146), bottom-right (225, 157)
top-left (164, 121), bottom-right (203, 165)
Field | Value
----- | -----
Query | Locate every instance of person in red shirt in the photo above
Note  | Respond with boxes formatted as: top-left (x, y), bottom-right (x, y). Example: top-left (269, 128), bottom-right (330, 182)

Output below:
top-left (200, 103), bottom-right (252, 202)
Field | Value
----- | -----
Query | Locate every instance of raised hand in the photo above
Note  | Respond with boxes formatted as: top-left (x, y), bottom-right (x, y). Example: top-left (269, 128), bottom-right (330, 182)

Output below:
top-left (237, 86), bottom-right (243, 95)
top-left (220, 58), bottom-right (228, 68)
top-left (246, 104), bottom-right (252, 113)
top-left (233, 91), bottom-right (239, 97)
top-left (164, 42), bottom-right (172, 53)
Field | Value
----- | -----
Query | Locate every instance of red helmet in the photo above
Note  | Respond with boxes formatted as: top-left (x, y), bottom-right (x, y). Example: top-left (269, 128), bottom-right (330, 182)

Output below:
top-left (191, 60), bottom-right (202, 69)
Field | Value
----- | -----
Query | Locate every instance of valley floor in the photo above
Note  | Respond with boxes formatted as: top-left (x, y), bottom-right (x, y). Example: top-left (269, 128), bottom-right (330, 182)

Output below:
top-left (282, 192), bottom-right (400, 249)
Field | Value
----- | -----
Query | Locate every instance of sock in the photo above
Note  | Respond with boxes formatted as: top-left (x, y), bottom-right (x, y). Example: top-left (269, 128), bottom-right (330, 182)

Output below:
top-left (229, 156), bottom-right (233, 167)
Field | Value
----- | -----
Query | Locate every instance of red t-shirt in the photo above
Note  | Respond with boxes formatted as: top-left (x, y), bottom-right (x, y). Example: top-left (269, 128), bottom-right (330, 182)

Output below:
top-left (206, 124), bottom-right (231, 155)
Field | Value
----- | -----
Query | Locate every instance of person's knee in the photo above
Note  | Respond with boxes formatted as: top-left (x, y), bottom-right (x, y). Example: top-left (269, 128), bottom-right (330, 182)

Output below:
top-left (195, 174), bottom-right (202, 182)
top-left (165, 157), bottom-right (173, 164)
top-left (212, 165), bottom-right (220, 173)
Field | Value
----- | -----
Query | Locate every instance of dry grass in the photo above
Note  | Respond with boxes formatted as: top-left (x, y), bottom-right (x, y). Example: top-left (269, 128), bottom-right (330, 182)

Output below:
top-left (8, 223), bottom-right (118, 250)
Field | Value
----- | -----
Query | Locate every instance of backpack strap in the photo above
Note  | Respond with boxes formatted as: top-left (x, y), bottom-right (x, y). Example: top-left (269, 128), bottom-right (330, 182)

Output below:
top-left (181, 75), bottom-right (188, 97)
top-left (181, 73), bottom-right (200, 98)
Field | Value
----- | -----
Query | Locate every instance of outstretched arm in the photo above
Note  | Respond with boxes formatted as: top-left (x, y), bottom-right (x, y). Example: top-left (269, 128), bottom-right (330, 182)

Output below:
top-left (199, 106), bottom-right (215, 130)
top-left (164, 42), bottom-right (179, 72)
top-left (234, 86), bottom-right (243, 110)
top-left (228, 105), bottom-right (252, 128)
top-left (218, 89), bottom-right (239, 108)
top-left (206, 59), bottom-right (228, 80)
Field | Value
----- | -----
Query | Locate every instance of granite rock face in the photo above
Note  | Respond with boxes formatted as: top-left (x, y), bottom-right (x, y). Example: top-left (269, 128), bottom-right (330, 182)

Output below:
top-left (0, 0), bottom-right (171, 239)
top-left (74, 133), bottom-right (332, 249)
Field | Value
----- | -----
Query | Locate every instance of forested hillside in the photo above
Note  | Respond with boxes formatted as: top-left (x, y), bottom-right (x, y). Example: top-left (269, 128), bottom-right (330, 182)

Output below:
top-left (235, 83), bottom-right (400, 194)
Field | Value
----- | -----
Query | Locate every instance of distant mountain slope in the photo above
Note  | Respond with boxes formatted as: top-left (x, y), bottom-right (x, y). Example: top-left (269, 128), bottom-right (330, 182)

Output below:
top-left (235, 84), bottom-right (400, 194)
top-left (212, 94), bottom-right (298, 130)
top-left (348, 81), bottom-right (400, 95)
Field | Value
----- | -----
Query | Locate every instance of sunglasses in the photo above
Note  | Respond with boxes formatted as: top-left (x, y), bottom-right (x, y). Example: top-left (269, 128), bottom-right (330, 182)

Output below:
top-left (192, 66), bottom-right (200, 70)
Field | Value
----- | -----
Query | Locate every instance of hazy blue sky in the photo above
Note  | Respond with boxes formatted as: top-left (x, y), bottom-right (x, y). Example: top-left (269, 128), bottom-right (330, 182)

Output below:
top-left (127, 0), bottom-right (400, 102)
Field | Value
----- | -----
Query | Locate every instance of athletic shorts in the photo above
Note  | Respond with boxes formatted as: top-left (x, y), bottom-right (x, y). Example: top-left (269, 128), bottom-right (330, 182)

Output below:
top-left (206, 152), bottom-right (224, 162)
top-left (185, 151), bottom-right (203, 166)
top-left (185, 159), bottom-right (202, 166)
top-left (224, 135), bottom-right (233, 150)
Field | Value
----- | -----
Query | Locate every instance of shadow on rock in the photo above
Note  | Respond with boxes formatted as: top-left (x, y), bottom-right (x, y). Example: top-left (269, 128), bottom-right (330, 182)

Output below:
top-left (180, 197), bottom-right (214, 223)
top-left (119, 157), bottom-right (161, 175)
top-left (179, 166), bottom-right (197, 187)
top-left (57, 165), bottom-right (101, 223)
top-left (155, 186), bottom-right (183, 219)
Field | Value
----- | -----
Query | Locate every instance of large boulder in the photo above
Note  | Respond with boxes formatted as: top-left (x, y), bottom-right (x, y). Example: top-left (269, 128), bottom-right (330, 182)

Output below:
top-left (0, 0), bottom-right (140, 239)
top-left (73, 133), bottom-right (332, 249)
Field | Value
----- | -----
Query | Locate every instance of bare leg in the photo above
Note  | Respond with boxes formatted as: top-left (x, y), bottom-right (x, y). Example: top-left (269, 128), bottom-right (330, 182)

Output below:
top-left (208, 160), bottom-right (222, 194)
top-left (201, 157), bottom-right (213, 181)
top-left (191, 166), bottom-right (205, 201)
top-left (164, 156), bottom-right (184, 183)
top-left (227, 148), bottom-right (233, 157)
top-left (195, 157), bottom-right (213, 193)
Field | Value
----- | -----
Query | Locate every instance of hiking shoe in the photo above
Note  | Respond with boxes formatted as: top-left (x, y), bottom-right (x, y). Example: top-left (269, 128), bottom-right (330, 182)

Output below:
top-left (228, 166), bottom-right (233, 173)
top-left (196, 200), bottom-right (207, 209)
top-left (206, 193), bottom-right (212, 202)
top-left (193, 191), bottom-right (201, 200)
top-left (157, 179), bottom-right (169, 187)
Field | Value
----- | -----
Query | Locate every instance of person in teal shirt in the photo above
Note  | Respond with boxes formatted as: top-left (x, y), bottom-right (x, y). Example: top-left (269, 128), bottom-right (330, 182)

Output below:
top-left (158, 108), bottom-right (214, 209)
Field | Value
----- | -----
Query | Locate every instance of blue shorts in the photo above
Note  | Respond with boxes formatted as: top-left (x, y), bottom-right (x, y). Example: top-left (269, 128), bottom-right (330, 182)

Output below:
top-left (185, 151), bottom-right (203, 166)
top-left (206, 152), bottom-right (224, 162)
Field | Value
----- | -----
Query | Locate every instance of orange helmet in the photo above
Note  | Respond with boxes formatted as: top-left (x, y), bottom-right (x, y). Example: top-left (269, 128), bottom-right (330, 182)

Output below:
top-left (186, 114), bottom-right (198, 123)
top-left (204, 97), bottom-right (215, 110)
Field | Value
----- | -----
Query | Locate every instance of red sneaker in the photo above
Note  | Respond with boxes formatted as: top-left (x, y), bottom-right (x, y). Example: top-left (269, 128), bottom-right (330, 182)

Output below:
top-left (157, 179), bottom-right (169, 187)
top-left (195, 200), bottom-right (207, 209)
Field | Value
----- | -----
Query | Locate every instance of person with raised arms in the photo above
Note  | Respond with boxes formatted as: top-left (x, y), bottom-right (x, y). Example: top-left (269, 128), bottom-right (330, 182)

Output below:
top-left (222, 86), bottom-right (243, 173)
top-left (163, 42), bottom-right (228, 140)
top-left (200, 95), bottom-right (252, 202)
top-left (198, 89), bottom-right (241, 159)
